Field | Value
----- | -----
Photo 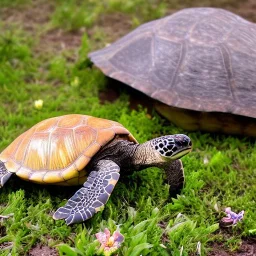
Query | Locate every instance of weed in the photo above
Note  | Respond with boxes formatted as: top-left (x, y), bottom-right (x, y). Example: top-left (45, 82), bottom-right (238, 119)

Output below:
top-left (51, 0), bottom-right (103, 31)
top-left (0, 0), bottom-right (30, 8)
top-left (49, 0), bottom-right (246, 32)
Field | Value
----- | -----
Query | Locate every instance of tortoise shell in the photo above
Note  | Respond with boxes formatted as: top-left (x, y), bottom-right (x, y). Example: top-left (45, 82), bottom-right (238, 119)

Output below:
top-left (0, 114), bottom-right (137, 186)
top-left (89, 8), bottom-right (256, 119)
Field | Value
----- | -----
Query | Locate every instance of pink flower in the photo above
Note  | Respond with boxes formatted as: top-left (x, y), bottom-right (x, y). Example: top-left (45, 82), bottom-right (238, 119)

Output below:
top-left (95, 228), bottom-right (124, 256)
top-left (220, 207), bottom-right (244, 227)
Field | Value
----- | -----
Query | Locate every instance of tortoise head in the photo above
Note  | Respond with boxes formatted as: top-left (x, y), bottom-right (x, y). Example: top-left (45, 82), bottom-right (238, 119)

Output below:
top-left (151, 134), bottom-right (192, 161)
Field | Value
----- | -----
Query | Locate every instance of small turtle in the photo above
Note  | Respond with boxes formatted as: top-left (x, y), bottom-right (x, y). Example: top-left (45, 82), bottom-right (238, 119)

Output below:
top-left (0, 114), bottom-right (192, 225)
top-left (89, 8), bottom-right (256, 136)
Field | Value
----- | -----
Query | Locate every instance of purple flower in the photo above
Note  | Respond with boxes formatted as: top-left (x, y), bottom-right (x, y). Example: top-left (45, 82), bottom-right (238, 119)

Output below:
top-left (220, 207), bottom-right (244, 227)
top-left (95, 228), bottom-right (124, 256)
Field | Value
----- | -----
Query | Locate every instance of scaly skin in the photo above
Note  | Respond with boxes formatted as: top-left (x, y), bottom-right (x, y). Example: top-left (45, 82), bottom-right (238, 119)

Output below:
top-left (92, 134), bottom-right (192, 172)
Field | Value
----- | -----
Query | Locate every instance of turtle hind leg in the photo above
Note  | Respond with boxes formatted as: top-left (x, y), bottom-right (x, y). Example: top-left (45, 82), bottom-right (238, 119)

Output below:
top-left (164, 159), bottom-right (185, 198)
top-left (53, 160), bottom-right (120, 225)
top-left (0, 161), bottom-right (12, 187)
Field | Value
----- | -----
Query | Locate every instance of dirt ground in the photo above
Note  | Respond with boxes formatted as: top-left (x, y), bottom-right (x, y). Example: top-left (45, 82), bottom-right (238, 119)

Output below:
top-left (28, 244), bottom-right (59, 256)
top-left (2, 0), bottom-right (255, 55)
top-left (25, 237), bottom-right (256, 256)
top-left (209, 239), bottom-right (256, 256)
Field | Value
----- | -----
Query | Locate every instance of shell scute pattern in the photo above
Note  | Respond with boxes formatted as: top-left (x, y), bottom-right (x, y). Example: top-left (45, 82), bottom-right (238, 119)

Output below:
top-left (96, 129), bottom-right (116, 146)
top-left (89, 8), bottom-right (256, 118)
top-left (35, 117), bottom-right (59, 133)
top-left (14, 127), bottom-right (37, 164)
top-left (16, 167), bottom-right (30, 180)
top-left (58, 114), bottom-right (83, 128)
top-left (87, 116), bottom-right (113, 129)
top-left (0, 115), bottom-right (136, 185)
top-left (62, 165), bottom-right (79, 181)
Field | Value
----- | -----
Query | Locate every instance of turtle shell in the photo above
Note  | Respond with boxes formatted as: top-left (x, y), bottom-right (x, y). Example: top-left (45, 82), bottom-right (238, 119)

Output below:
top-left (0, 114), bottom-right (137, 185)
top-left (89, 8), bottom-right (256, 119)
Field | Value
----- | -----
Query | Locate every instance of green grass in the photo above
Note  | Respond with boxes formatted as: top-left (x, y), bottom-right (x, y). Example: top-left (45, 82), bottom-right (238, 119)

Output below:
top-left (50, 0), bottom-right (245, 31)
top-left (0, 0), bottom-right (30, 8)
top-left (50, 0), bottom-right (167, 31)
top-left (0, 0), bottom-right (255, 255)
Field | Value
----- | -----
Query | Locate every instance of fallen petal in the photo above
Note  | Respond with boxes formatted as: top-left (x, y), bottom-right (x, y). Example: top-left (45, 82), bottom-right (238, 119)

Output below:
top-left (113, 231), bottom-right (124, 243)
top-left (220, 208), bottom-right (245, 227)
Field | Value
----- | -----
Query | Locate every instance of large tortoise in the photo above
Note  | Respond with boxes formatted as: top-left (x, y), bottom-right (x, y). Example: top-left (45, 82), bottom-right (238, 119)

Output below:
top-left (89, 8), bottom-right (256, 136)
top-left (0, 114), bottom-right (192, 225)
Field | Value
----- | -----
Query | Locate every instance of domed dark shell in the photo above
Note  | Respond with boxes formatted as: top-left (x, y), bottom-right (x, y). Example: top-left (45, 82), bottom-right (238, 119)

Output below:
top-left (89, 8), bottom-right (256, 119)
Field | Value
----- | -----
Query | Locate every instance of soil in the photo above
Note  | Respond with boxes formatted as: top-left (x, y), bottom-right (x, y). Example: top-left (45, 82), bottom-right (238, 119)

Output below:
top-left (0, 1), bottom-right (54, 30)
top-left (0, 0), bottom-right (82, 55)
top-left (232, 0), bottom-right (256, 22)
top-left (208, 239), bottom-right (256, 256)
top-left (38, 28), bottom-right (83, 54)
top-left (0, 224), bottom-right (6, 237)
top-left (158, 220), bottom-right (256, 256)
top-left (99, 82), bottom-right (120, 104)
top-left (89, 12), bottom-right (132, 46)
top-left (1, 0), bottom-right (255, 56)
top-left (99, 79), bottom-right (155, 114)
top-left (0, 242), bottom-right (13, 251)
top-left (28, 244), bottom-right (59, 256)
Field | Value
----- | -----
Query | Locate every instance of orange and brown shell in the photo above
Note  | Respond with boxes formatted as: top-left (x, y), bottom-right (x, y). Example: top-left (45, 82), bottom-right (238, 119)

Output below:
top-left (0, 114), bottom-right (137, 186)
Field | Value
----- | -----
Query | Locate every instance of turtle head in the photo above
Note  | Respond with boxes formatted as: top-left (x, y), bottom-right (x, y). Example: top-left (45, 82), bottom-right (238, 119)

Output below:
top-left (132, 134), bottom-right (192, 199)
top-left (151, 134), bottom-right (192, 161)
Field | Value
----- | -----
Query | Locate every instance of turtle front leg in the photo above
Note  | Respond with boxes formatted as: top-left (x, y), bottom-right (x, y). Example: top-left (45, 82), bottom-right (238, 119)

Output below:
top-left (164, 159), bottom-right (185, 198)
top-left (0, 161), bottom-right (13, 188)
top-left (53, 160), bottom-right (120, 225)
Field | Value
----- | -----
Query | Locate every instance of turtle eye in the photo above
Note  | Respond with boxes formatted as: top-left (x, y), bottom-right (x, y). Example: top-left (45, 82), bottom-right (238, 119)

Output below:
top-left (174, 134), bottom-right (192, 148)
